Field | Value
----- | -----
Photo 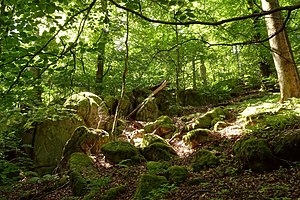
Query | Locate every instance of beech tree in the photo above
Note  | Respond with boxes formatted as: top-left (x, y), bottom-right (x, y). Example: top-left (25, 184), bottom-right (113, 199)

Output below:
top-left (262, 0), bottom-right (300, 102)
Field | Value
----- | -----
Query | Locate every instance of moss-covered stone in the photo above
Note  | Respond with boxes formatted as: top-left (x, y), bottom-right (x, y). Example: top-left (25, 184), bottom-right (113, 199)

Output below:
top-left (183, 129), bottom-right (212, 148)
top-left (273, 129), bottom-right (300, 162)
top-left (133, 174), bottom-right (168, 200)
top-left (192, 150), bottom-right (219, 172)
top-left (64, 92), bottom-right (109, 129)
top-left (141, 142), bottom-right (177, 161)
top-left (62, 126), bottom-right (109, 165)
top-left (104, 95), bottom-right (118, 115)
top-left (101, 141), bottom-right (144, 164)
top-left (69, 152), bottom-right (95, 196)
top-left (233, 137), bottom-right (275, 172)
top-left (166, 166), bottom-right (188, 184)
top-left (146, 161), bottom-right (171, 175)
top-left (136, 97), bottom-right (159, 122)
top-left (144, 116), bottom-right (177, 137)
top-left (141, 134), bottom-right (169, 148)
top-left (101, 185), bottom-right (126, 200)
top-left (184, 107), bottom-right (227, 131)
top-left (119, 94), bottom-right (133, 116)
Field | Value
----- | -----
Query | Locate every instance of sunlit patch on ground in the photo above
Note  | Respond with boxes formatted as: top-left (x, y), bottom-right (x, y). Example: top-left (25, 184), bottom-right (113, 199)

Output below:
top-left (170, 140), bottom-right (195, 157)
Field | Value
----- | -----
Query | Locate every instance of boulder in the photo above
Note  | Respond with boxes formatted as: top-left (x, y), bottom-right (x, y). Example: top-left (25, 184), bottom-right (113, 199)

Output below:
top-left (30, 118), bottom-right (84, 175)
top-left (103, 95), bottom-right (118, 115)
top-left (62, 126), bottom-right (109, 164)
top-left (136, 97), bottom-right (159, 121)
top-left (140, 134), bottom-right (177, 161)
top-left (192, 150), bottom-right (219, 172)
top-left (183, 128), bottom-right (213, 148)
top-left (101, 141), bottom-right (145, 164)
top-left (184, 107), bottom-right (228, 131)
top-left (273, 129), bottom-right (300, 162)
top-left (144, 116), bottom-right (177, 138)
top-left (233, 137), bottom-right (275, 172)
top-left (133, 174), bottom-right (168, 200)
top-left (64, 92), bottom-right (109, 129)
top-left (166, 166), bottom-right (188, 185)
top-left (69, 152), bottom-right (96, 196)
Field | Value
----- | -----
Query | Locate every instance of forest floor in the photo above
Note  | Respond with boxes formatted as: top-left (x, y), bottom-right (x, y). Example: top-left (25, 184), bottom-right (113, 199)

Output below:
top-left (1, 91), bottom-right (300, 200)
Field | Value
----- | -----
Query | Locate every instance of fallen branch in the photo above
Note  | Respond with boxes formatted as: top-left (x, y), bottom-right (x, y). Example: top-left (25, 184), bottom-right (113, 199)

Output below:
top-left (127, 80), bottom-right (167, 119)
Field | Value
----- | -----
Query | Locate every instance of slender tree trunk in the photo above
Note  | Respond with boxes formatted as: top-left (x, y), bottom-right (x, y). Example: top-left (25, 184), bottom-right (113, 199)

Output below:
top-left (192, 57), bottom-right (197, 90)
top-left (175, 24), bottom-right (181, 103)
top-left (200, 58), bottom-right (207, 86)
top-left (262, 0), bottom-right (300, 102)
top-left (95, 0), bottom-right (109, 94)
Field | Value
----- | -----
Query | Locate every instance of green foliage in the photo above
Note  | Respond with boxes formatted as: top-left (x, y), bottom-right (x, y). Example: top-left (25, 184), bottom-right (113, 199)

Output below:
top-left (101, 185), bottom-right (126, 200)
top-left (145, 183), bottom-right (177, 200)
top-left (0, 160), bottom-right (21, 185)
top-left (146, 161), bottom-right (171, 175)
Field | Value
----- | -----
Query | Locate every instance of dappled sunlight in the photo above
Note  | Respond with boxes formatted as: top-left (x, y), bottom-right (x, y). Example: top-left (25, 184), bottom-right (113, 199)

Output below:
top-left (170, 140), bottom-right (195, 158)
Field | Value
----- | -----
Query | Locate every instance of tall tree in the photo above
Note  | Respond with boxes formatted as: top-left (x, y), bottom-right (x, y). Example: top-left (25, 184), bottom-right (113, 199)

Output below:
top-left (262, 0), bottom-right (300, 102)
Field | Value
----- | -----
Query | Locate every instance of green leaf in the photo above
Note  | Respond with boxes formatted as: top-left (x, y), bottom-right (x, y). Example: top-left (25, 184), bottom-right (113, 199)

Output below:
top-left (179, 15), bottom-right (187, 21)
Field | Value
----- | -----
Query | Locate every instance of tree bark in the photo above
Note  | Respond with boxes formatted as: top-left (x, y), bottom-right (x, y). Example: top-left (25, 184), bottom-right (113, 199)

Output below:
top-left (262, 0), bottom-right (300, 102)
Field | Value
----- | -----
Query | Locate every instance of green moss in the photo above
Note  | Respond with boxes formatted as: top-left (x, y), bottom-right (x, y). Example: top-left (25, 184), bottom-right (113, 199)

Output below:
top-left (101, 185), bottom-right (126, 200)
top-left (146, 161), bottom-right (171, 175)
top-left (233, 137), bottom-right (275, 172)
top-left (142, 142), bottom-right (176, 161)
top-left (141, 134), bottom-right (168, 148)
top-left (69, 152), bottom-right (94, 172)
top-left (144, 116), bottom-right (176, 136)
top-left (133, 174), bottom-right (168, 200)
top-left (166, 166), bottom-right (188, 184)
top-left (136, 97), bottom-right (159, 121)
top-left (101, 141), bottom-right (144, 164)
top-left (273, 130), bottom-right (300, 161)
top-left (69, 171), bottom-right (88, 196)
top-left (183, 129), bottom-right (210, 148)
top-left (192, 150), bottom-right (219, 172)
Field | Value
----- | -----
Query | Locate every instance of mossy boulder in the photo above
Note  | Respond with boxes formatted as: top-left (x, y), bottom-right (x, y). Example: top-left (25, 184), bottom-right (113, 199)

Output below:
top-left (141, 134), bottom-right (177, 161)
top-left (146, 161), bottom-right (171, 175)
top-left (184, 107), bottom-right (227, 131)
top-left (64, 92), bottom-right (109, 129)
top-left (273, 129), bottom-right (300, 162)
top-left (119, 94), bottom-right (133, 116)
top-left (141, 133), bottom-right (169, 148)
top-left (141, 142), bottom-right (177, 161)
top-left (62, 126), bottom-right (109, 167)
top-left (69, 152), bottom-right (97, 196)
top-left (133, 174), bottom-right (168, 200)
top-left (183, 129), bottom-right (212, 148)
top-left (144, 116), bottom-right (177, 138)
top-left (101, 185), bottom-right (126, 200)
top-left (28, 118), bottom-right (85, 175)
top-left (192, 150), bottom-right (219, 172)
top-left (136, 97), bottom-right (159, 121)
top-left (103, 95), bottom-right (118, 115)
top-left (233, 137), bottom-right (275, 172)
top-left (101, 141), bottom-right (145, 164)
top-left (166, 166), bottom-right (188, 184)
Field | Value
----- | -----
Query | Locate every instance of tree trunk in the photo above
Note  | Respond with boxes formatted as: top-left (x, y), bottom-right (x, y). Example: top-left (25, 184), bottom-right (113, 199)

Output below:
top-left (192, 57), bottom-right (197, 90)
top-left (200, 58), bottom-right (207, 86)
top-left (262, 0), bottom-right (300, 102)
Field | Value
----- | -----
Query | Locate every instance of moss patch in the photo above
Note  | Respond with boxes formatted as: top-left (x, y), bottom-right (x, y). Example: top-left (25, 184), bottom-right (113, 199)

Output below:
top-left (101, 141), bottom-right (144, 164)
top-left (233, 137), bottom-right (275, 172)
top-left (166, 166), bottom-right (188, 184)
top-left (192, 150), bottom-right (219, 172)
top-left (146, 161), bottom-right (171, 175)
top-left (101, 185), bottom-right (126, 200)
top-left (183, 128), bottom-right (211, 148)
top-left (133, 174), bottom-right (168, 200)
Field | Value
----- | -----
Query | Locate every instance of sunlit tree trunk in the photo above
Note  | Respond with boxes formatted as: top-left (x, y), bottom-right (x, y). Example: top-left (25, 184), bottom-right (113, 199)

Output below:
top-left (95, 0), bottom-right (109, 94)
top-left (262, 0), bottom-right (300, 102)
top-left (192, 57), bottom-right (197, 90)
top-left (175, 24), bottom-right (181, 102)
top-left (200, 58), bottom-right (207, 86)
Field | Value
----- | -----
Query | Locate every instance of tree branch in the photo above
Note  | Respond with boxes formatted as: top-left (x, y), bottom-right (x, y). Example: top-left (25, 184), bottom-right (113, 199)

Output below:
top-left (3, 0), bottom-right (97, 96)
top-left (108, 0), bottom-right (300, 26)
